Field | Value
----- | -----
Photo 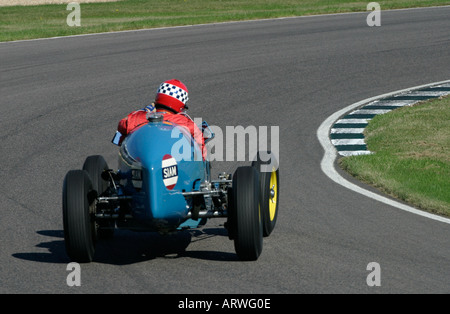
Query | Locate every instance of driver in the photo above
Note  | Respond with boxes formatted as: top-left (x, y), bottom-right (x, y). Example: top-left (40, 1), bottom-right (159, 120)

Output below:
top-left (117, 79), bottom-right (206, 160)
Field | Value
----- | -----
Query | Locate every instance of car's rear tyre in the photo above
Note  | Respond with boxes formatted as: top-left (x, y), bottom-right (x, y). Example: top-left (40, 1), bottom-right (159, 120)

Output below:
top-left (252, 151), bottom-right (279, 237)
top-left (82, 155), bottom-right (109, 196)
top-left (82, 155), bottom-right (114, 238)
top-left (63, 170), bottom-right (97, 263)
top-left (232, 166), bottom-right (263, 261)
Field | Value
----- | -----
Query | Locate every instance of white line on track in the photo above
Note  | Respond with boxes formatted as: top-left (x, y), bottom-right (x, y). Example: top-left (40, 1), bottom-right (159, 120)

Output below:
top-left (1, 5), bottom-right (450, 44)
top-left (317, 79), bottom-right (450, 225)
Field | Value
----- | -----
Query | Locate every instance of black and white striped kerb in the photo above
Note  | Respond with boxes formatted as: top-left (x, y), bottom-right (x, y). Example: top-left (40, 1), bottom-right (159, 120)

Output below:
top-left (331, 83), bottom-right (450, 157)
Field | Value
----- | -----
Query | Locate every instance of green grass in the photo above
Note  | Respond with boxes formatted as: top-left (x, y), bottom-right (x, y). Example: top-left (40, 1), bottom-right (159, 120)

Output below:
top-left (0, 0), bottom-right (450, 41)
top-left (339, 96), bottom-right (450, 217)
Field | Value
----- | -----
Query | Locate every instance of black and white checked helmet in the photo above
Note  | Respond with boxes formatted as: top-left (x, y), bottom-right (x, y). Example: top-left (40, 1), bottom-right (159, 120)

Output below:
top-left (155, 79), bottom-right (189, 113)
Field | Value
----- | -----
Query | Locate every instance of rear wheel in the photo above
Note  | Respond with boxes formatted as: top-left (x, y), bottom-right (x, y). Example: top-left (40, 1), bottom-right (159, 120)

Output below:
top-left (63, 170), bottom-right (97, 263)
top-left (82, 155), bottom-right (109, 196)
top-left (83, 155), bottom-right (114, 238)
top-left (231, 166), bottom-right (263, 261)
top-left (252, 151), bottom-right (279, 237)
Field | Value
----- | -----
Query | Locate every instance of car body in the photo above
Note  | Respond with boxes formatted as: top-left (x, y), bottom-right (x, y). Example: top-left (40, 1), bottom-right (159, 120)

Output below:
top-left (62, 114), bottom-right (279, 262)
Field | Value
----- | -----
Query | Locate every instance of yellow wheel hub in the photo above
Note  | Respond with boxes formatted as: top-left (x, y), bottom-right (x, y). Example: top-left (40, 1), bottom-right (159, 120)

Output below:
top-left (268, 169), bottom-right (277, 221)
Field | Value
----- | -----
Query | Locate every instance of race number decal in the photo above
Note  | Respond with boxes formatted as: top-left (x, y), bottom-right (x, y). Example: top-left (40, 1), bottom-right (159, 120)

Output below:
top-left (162, 154), bottom-right (178, 190)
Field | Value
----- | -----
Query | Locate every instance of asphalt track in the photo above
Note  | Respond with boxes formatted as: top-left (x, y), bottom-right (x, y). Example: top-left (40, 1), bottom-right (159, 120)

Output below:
top-left (0, 7), bottom-right (449, 294)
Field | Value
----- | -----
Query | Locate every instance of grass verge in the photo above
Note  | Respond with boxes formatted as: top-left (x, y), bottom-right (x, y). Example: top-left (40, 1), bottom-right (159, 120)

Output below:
top-left (339, 96), bottom-right (450, 217)
top-left (1, 0), bottom-right (450, 42)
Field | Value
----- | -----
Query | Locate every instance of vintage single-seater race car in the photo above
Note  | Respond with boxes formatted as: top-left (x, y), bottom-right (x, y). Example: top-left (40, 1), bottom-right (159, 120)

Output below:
top-left (62, 113), bottom-right (279, 262)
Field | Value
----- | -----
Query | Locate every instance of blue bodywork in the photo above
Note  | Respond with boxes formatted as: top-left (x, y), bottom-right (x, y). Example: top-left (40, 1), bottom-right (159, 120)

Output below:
top-left (63, 115), bottom-right (273, 262)
top-left (117, 120), bottom-right (208, 232)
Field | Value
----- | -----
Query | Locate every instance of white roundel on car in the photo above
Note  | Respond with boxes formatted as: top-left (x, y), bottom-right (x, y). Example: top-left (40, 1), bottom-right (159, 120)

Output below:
top-left (162, 154), bottom-right (178, 190)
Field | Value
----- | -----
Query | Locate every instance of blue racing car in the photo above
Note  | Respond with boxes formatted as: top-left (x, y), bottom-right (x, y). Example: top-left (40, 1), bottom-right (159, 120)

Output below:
top-left (62, 113), bottom-right (279, 262)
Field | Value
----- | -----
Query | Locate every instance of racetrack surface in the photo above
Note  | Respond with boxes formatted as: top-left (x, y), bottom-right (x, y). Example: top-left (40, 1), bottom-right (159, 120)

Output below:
top-left (1, 7), bottom-right (449, 293)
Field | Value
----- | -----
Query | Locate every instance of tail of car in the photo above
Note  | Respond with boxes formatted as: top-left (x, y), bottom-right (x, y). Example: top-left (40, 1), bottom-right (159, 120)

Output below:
top-left (118, 120), bottom-right (206, 229)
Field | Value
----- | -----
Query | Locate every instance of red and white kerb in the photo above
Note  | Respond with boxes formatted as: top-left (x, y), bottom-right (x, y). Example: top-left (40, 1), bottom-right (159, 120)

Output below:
top-left (162, 154), bottom-right (178, 190)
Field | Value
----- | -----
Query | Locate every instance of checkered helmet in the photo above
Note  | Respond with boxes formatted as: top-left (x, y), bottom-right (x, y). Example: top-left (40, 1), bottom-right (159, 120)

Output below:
top-left (155, 79), bottom-right (189, 113)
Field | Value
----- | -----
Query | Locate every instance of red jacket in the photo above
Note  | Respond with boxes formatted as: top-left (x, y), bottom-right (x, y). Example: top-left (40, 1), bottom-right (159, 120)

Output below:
top-left (117, 110), bottom-right (206, 160)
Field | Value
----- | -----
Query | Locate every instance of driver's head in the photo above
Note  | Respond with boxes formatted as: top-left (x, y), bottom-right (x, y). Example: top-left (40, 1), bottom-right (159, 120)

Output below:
top-left (154, 79), bottom-right (189, 113)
